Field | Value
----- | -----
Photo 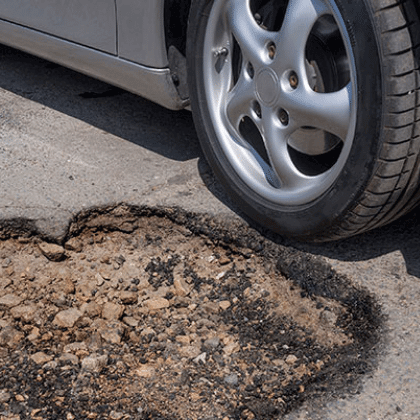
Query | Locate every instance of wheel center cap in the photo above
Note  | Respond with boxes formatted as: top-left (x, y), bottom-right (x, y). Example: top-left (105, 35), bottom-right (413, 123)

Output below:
top-left (255, 68), bottom-right (279, 106)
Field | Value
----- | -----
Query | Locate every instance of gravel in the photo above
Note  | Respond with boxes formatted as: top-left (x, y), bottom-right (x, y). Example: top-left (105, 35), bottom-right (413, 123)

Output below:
top-left (0, 208), bottom-right (383, 419)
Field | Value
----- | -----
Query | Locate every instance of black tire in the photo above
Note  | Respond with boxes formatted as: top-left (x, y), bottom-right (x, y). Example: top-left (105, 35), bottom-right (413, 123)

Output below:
top-left (187, 0), bottom-right (420, 241)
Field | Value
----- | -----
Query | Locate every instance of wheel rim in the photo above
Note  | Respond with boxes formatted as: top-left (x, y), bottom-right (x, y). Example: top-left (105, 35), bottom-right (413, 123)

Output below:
top-left (203, 0), bottom-right (357, 206)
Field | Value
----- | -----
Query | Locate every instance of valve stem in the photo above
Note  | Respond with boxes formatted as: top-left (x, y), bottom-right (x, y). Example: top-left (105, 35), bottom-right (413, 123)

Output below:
top-left (214, 47), bottom-right (229, 58)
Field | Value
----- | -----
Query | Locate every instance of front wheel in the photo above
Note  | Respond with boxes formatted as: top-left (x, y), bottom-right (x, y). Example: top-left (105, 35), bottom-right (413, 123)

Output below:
top-left (188, 0), bottom-right (420, 241)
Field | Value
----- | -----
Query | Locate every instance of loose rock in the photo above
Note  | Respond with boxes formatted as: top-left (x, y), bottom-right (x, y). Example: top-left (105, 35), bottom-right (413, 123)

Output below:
top-left (38, 242), bottom-right (67, 261)
top-left (102, 302), bottom-right (124, 320)
top-left (224, 373), bottom-right (239, 387)
top-left (0, 294), bottom-right (23, 307)
top-left (81, 354), bottom-right (108, 373)
top-left (30, 351), bottom-right (53, 365)
top-left (286, 355), bottom-right (299, 365)
top-left (64, 237), bottom-right (83, 253)
top-left (10, 304), bottom-right (38, 322)
top-left (53, 308), bottom-right (83, 328)
top-left (0, 326), bottom-right (24, 348)
top-left (144, 297), bottom-right (170, 311)
top-left (0, 390), bottom-right (11, 403)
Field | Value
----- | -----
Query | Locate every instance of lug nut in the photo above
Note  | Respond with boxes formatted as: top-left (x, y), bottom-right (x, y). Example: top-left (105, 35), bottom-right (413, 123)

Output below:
top-left (289, 72), bottom-right (298, 89)
top-left (279, 109), bottom-right (289, 126)
top-left (268, 43), bottom-right (276, 60)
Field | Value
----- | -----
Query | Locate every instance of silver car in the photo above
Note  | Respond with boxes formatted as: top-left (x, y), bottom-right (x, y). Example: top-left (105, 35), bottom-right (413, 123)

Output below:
top-left (1, 0), bottom-right (418, 241)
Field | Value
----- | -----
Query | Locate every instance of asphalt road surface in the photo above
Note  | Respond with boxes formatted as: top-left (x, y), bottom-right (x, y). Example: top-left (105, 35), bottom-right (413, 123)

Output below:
top-left (1, 45), bottom-right (420, 420)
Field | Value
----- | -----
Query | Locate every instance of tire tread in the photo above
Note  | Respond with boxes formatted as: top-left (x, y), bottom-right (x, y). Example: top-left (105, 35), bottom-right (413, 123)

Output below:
top-left (329, 0), bottom-right (420, 240)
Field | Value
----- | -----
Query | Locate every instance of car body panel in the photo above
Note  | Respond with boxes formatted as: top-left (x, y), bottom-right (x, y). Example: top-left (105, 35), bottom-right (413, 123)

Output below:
top-left (0, 19), bottom-right (185, 110)
top-left (117, 0), bottom-right (168, 68)
top-left (0, 0), bottom-right (117, 54)
top-left (0, 1), bottom-right (187, 109)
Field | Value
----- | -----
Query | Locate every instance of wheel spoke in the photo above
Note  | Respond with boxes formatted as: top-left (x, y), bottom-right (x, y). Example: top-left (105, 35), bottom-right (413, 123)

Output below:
top-left (225, 72), bottom-right (256, 131)
top-left (261, 111), bottom-right (307, 189)
top-left (275, 0), bottom-right (329, 71)
top-left (285, 83), bottom-right (352, 141)
top-left (226, 0), bottom-right (272, 66)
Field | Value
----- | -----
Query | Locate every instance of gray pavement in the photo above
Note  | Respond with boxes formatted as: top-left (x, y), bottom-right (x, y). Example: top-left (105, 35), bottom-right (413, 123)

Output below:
top-left (1, 45), bottom-right (420, 419)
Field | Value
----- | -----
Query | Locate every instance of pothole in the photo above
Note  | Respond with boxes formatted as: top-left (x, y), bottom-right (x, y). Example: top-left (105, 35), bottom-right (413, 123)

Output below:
top-left (0, 206), bottom-right (382, 420)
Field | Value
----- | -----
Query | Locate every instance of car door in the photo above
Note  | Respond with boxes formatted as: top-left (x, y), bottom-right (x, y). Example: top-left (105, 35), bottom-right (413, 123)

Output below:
top-left (0, 0), bottom-right (117, 54)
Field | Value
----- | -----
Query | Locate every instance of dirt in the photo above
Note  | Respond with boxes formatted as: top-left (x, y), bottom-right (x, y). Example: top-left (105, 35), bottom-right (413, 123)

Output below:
top-left (0, 206), bottom-right (383, 420)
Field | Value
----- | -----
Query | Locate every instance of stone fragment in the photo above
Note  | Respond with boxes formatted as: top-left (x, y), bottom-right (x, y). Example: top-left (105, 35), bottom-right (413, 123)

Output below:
top-left (201, 301), bottom-right (219, 314)
top-left (219, 300), bottom-right (231, 310)
top-left (10, 304), bottom-right (38, 322)
top-left (175, 335), bottom-right (191, 345)
top-left (56, 278), bottom-right (75, 295)
top-left (38, 242), bottom-right (67, 261)
top-left (204, 337), bottom-right (220, 349)
top-left (64, 342), bottom-right (88, 353)
top-left (144, 297), bottom-right (170, 311)
top-left (86, 332), bottom-right (103, 351)
top-left (53, 308), bottom-right (82, 328)
top-left (41, 332), bottom-right (53, 342)
top-left (119, 291), bottom-right (138, 304)
top-left (218, 256), bottom-right (231, 265)
top-left (0, 390), bottom-right (11, 403)
top-left (99, 269), bottom-right (113, 281)
top-left (100, 255), bottom-right (111, 264)
top-left (102, 302), bottom-right (124, 320)
top-left (43, 360), bottom-right (59, 370)
top-left (178, 345), bottom-right (202, 359)
top-left (0, 278), bottom-right (12, 290)
top-left (286, 354), bottom-right (298, 365)
top-left (109, 411), bottom-right (124, 420)
top-left (123, 316), bottom-right (139, 327)
top-left (0, 294), bottom-right (23, 308)
top-left (4, 266), bottom-right (14, 276)
top-left (81, 354), bottom-right (108, 373)
top-left (224, 373), bottom-right (239, 386)
top-left (0, 326), bottom-right (24, 348)
top-left (76, 281), bottom-right (96, 298)
top-left (96, 320), bottom-right (125, 344)
top-left (80, 302), bottom-right (102, 318)
top-left (140, 327), bottom-right (156, 338)
top-left (193, 352), bottom-right (207, 364)
top-left (30, 352), bottom-right (53, 365)
top-left (59, 353), bottom-right (80, 365)
top-left (320, 309), bottom-right (338, 326)
top-left (173, 275), bottom-right (192, 297)
top-left (1, 258), bottom-right (12, 268)
top-left (64, 238), bottom-right (83, 253)
top-left (223, 342), bottom-right (240, 356)
top-left (95, 273), bottom-right (105, 286)
top-left (135, 365), bottom-right (156, 378)
top-left (27, 327), bottom-right (40, 342)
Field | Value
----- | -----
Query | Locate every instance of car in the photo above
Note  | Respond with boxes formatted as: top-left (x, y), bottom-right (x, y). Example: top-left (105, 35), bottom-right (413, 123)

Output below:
top-left (1, 0), bottom-right (419, 241)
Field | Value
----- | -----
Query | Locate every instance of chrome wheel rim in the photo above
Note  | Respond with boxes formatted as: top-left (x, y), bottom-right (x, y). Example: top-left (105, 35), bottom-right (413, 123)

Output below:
top-left (203, 0), bottom-right (357, 206)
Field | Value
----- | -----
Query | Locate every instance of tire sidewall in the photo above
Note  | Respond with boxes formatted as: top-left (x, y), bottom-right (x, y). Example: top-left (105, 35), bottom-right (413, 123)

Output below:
top-left (188, 0), bottom-right (383, 239)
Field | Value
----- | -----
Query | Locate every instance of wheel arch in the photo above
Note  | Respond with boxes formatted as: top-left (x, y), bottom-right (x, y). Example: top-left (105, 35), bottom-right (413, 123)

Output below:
top-left (164, 0), bottom-right (192, 102)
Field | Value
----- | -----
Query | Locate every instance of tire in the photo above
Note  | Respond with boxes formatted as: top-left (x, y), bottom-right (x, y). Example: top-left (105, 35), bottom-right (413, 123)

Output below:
top-left (187, 0), bottom-right (420, 241)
